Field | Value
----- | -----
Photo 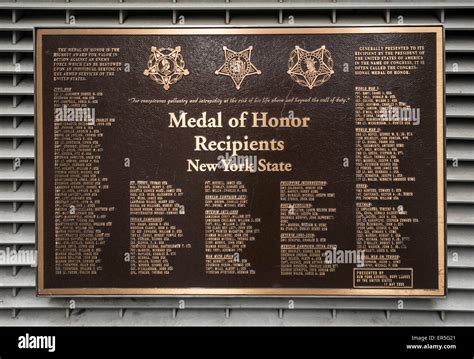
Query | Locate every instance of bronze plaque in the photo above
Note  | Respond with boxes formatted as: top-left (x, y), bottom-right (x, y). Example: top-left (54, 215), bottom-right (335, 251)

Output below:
top-left (36, 27), bottom-right (445, 296)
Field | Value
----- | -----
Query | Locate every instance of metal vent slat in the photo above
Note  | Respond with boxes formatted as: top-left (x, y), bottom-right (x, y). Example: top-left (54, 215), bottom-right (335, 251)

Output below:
top-left (1, 289), bottom-right (474, 312)
top-left (447, 119), bottom-right (474, 140)
top-left (0, 38), bottom-right (33, 52)
top-left (0, 98), bottom-right (34, 116)
top-left (0, 267), bottom-right (35, 288)
top-left (1, 309), bottom-right (473, 326)
top-left (0, 203), bottom-right (35, 223)
top-left (0, 139), bottom-right (34, 159)
top-left (0, 182), bottom-right (34, 202)
top-left (446, 37), bottom-right (474, 53)
top-left (0, 58), bottom-right (33, 74)
top-left (0, 78), bottom-right (33, 95)
top-left (446, 56), bottom-right (474, 74)
top-left (447, 205), bottom-right (474, 225)
top-left (0, 224), bottom-right (35, 245)
top-left (447, 142), bottom-right (474, 161)
top-left (447, 226), bottom-right (474, 247)
top-left (448, 164), bottom-right (474, 182)
top-left (0, 120), bottom-right (34, 138)
top-left (447, 98), bottom-right (474, 118)
top-left (0, 161), bottom-right (34, 181)
top-left (446, 77), bottom-right (474, 96)
top-left (447, 183), bottom-right (474, 203)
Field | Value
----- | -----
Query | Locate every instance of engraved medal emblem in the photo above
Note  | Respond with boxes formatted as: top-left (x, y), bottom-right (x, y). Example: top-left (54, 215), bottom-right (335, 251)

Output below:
top-left (215, 46), bottom-right (261, 90)
top-left (143, 46), bottom-right (189, 90)
top-left (287, 45), bottom-right (334, 89)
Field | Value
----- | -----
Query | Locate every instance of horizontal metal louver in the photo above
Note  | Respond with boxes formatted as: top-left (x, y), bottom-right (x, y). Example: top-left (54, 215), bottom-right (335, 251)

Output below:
top-left (0, 0), bottom-right (473, 326)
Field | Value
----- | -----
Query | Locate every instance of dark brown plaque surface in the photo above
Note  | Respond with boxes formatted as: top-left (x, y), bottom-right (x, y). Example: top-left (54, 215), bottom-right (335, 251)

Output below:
top-left (36, 27), bottom-right (445, 296)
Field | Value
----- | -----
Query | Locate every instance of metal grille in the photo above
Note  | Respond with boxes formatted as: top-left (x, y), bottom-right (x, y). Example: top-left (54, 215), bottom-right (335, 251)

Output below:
top-left (0, 0), bottom-right (473, 326)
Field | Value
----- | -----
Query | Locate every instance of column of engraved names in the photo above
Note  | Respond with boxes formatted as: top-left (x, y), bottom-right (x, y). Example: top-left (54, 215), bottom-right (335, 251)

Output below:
top-left (52, 46), bottom-right (122, 275)
top-left (205, 181), bottom-right (260, 275)
top-left (129, 181), bottom-right (190, 275)
top-left (354, 86), bottom-right (419, 288)
top-left (53, 88), bottom-right (115, 275)
top-left (280, 181), bottom-right (337, 276)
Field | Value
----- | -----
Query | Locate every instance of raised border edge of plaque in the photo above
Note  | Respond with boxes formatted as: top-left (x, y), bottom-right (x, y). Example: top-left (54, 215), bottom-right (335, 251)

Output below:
top-left (34, 26), bottom-right (446, 298)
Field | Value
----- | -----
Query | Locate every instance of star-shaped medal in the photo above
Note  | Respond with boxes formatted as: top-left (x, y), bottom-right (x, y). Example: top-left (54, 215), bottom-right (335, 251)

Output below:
top-left (143, 46), bottom-right (189, 90)
top-left (215, 46), bottom-right (261, 90)
top-left (287, 45), bottom-right (334, 89)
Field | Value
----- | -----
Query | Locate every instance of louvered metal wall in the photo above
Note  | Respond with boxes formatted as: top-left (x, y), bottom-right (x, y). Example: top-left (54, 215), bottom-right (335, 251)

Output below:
top-left (0, 0), bottom-right (472, 326)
